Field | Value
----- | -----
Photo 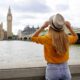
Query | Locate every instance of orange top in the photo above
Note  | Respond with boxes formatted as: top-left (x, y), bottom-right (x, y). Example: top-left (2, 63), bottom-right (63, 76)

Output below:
top-left (31, 35), bottom-right (78, 64)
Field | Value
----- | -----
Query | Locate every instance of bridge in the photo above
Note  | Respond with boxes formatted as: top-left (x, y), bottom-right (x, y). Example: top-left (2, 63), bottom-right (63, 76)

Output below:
top-left (18, 28), bottom-right (80, 44)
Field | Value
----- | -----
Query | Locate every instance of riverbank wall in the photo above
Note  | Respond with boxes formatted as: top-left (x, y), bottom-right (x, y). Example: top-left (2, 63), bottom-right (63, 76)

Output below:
top-left (0, 65), bottom-right (80, 80)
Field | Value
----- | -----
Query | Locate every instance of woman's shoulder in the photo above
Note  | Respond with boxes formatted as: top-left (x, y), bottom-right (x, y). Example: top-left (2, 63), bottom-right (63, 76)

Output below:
top-left (45, 34), bottom-right (52, 40)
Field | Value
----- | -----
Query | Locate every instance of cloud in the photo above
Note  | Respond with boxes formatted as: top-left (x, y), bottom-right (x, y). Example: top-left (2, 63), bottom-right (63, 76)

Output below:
top-left (13, 0), bottom-right (52, 13)
top-left (56, 4), bottom-right (69, 11)
top-left (19, 15), bottom-right (37, 19)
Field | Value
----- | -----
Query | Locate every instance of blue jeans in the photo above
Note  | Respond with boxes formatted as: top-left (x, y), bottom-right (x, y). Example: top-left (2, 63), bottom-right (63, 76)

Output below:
top-left (45, 62), bottom-right (71, 80)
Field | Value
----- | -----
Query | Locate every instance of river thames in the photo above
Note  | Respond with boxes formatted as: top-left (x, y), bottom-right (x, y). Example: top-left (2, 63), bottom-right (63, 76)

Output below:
top-left (0, 41), bottom-right (80, 69)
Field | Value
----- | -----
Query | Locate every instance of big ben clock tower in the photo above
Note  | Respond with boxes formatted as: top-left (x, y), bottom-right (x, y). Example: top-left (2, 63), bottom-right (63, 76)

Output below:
top-left (7, 7), bottom-right (12, 39)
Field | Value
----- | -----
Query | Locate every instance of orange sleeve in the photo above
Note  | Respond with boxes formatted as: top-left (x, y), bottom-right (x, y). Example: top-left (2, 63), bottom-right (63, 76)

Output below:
top-left (31, 36), bottom-right (48, 45)
top-left (68, 35), bottom-right (78, 44)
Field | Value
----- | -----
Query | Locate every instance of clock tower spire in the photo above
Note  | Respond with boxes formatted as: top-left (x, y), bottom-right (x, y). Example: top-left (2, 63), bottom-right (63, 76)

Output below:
top-left (7, 6), bottom-right (12, 39)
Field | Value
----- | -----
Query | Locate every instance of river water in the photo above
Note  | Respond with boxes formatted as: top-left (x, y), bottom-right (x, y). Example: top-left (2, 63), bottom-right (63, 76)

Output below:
top-left (0, 41), bottom-right (80, 69)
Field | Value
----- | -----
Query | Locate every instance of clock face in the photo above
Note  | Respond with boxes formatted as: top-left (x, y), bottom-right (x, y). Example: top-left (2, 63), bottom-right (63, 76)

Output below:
top-left (8, 16), bottom-right (11, 20)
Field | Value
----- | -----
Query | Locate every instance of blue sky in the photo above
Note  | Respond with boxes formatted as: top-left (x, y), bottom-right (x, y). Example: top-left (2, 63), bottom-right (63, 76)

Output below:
top-left (0, 0), bottom-right (80, 34)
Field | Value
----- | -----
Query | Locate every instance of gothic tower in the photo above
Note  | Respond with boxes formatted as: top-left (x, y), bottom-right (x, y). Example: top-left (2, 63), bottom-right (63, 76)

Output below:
top-left (7, 7), bottom-right (12, 39)
top-left (0, 22), bottom-right (4, 40)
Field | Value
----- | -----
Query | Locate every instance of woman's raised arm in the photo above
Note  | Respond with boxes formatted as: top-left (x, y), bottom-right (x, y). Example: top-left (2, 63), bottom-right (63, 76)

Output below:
top-left (32, 21), bottom-right (49, 37)
top-left (65, 21), bottom-right (78, 40)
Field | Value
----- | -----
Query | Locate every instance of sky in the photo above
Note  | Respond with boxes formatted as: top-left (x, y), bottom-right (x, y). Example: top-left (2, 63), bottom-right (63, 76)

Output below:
top-left (0, 0), bottom-right (80, 35)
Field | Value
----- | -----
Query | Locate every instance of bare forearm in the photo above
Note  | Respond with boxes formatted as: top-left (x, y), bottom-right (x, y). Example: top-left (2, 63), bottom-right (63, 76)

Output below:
top-left (68, 27), bottom-right (78, 39)
top-left (69, 27), bottom-right (76, 35)
top-left (65, 21), bottom-right (78, 39)
top-left (32, 21), bottom-right (49, 37)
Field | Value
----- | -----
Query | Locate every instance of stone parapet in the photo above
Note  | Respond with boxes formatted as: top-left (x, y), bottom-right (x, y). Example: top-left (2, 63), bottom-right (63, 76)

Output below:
top-left (0, 65), bottom-right (80, 80)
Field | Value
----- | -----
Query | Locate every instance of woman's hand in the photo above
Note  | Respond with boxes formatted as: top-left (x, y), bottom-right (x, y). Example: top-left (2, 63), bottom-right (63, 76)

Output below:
top-left (65, 21), bottom-right (71, 29)
top-left (41, 21), bottom-right (49, 29)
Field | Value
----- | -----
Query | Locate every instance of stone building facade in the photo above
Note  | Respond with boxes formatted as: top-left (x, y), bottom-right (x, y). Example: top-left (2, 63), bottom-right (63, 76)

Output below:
top-left (7, 7), bottom-right (12, 39)
top-left (0, 7), bottom-right (12, 40)
top-left (18, 25), bottom-right (39, 39)
top-left (0, 23), bottom-right (4, 40)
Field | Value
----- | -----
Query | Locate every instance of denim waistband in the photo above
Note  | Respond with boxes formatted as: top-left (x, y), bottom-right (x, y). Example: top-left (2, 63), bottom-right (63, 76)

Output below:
top-left (47, 62), bottom-right (68, 69)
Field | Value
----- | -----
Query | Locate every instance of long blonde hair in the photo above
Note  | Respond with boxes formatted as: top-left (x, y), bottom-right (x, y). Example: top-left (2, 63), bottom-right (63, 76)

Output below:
top-left (49, 27), bottom-right (69, 56)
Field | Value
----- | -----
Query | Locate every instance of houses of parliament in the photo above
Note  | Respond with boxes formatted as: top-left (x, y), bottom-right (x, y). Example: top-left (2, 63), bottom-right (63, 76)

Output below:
top-left (0, 7), bottom-right (12, 40)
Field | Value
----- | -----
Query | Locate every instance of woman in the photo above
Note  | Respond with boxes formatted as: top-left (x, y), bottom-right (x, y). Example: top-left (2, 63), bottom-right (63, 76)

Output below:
top-left (31, 14), bottom-right (78, 80)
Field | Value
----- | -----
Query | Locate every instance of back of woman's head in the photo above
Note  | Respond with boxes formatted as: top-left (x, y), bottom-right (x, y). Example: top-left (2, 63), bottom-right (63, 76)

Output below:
top-left (49, 13), bottom-right (69, 56)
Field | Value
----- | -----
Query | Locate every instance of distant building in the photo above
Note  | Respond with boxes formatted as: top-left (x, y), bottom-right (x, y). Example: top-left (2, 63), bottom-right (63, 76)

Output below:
top-left (22, 25), bottom-right (38, 35)
top-left (17, 25), bottom-right (39, 39)
top-left (0, 23), bottom-right (4, 40)
top-left (4, 30), bottom-right (7, 40)
top-left (0, 7), bottom-right (13, 40)
top-left (17, 30), bottom-right (23, 39)
top-left (7, 7), bottom-right (13, 39)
